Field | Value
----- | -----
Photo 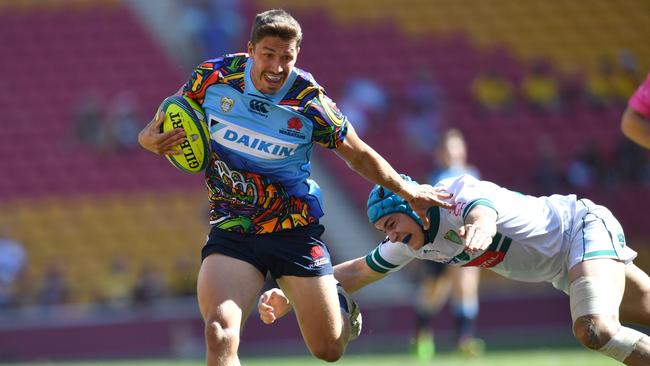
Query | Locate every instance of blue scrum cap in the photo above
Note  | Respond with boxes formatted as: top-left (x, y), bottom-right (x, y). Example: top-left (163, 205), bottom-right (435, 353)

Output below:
top-left (366, 175), bottom-right (422, 226)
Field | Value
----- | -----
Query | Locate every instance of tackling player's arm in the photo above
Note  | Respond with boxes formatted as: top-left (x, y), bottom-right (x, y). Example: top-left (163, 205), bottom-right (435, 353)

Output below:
top-left (460, 205), bottom-right (497, 253)
top-left (334, 124), bottom-right (453, 228)
top-left (258, 256), bottom-right (389, 324)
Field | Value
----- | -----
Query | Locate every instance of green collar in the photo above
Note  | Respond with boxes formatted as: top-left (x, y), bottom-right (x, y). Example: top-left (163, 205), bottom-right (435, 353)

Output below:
top-left (424, 206), bottom-right (440, 244)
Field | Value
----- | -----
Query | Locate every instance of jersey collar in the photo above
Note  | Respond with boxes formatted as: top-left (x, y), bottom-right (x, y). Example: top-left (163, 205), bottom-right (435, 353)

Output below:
top-left (424, 206), bottom-right (440, 244)
top-left (244, 58), bottom-right (298, 103)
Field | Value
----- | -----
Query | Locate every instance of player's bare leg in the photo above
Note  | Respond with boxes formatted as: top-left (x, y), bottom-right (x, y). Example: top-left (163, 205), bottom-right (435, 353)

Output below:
top-left (450, 266), bottom-right (484, 357)
top-left (569, 259), bottom-right (650, 365)
top-left (413, 269), bottom-right (451, 360)
top-left (278, 274), bottom-right (352, 362)
top-left (197, 254), bottom-right (265, 366)
top-left (621, 264), bottom-right (650, 326)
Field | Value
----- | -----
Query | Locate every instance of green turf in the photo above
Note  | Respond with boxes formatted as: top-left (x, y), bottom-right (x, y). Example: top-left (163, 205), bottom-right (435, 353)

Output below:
top-left (3, 349), bottom-right (619, 366)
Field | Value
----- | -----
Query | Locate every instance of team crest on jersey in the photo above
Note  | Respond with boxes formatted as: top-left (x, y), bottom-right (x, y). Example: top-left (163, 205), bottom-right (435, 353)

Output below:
top-left (444, 230), bottom-right (463, 245)
top-left (279, 117), bottom-right (307, 139)
top-left (220, 97), bottom-right (234, 113)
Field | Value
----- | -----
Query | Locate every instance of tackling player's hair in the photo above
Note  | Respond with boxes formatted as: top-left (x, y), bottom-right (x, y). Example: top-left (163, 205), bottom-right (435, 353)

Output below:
top-left (251, 9), bottom-right (302, 47)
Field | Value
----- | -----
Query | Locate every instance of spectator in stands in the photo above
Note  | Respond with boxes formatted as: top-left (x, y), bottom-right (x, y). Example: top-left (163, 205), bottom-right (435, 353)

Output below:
top-left (621, 71), bottom-right (650, 149)
top-left (520, 58), bottom-right (561, 114)
top-left (558, 65), bottom-right (587, 115)
top-left (470, 66), bottom-right (515, 115)
top-left (399, 67), bottom-right (444, 154)
top-left (613, 137), bottom-right (649, 185)
top-left (70, 91), bottom-right (111, 153)
top-left (99, 255), bottom-right (133, 309)
top-left (588, 56), bottom-right (639, 111)
top-left (37, 259), bottom-right (71, 306)
top-left (566, 141), bottom-right (608, 189)
top-left (339, 76), bottom-right (388, 137)
top-left (0, 224), bottom-right (27, 308)
top-left (533, 135), bottom-right (564, 194)
top-left (412, 129), bottom-right (483, 360)
top-left (106, 91), bottom-right (141, 152)
top-left (169, 257), bottom-right (198, 297)
top-left (132, 264), bottom-right (167, 306)
top-left (180, 0), bottom-right (243, 63)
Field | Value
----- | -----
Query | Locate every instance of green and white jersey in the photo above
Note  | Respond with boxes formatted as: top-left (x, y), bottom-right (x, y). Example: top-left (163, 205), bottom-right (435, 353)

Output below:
top-left (365, 175), bottom-right (636, 291)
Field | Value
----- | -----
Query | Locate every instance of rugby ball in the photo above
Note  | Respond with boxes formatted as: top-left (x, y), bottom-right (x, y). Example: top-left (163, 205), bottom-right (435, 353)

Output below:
top-left (159, 95), bottom-right (210, 173)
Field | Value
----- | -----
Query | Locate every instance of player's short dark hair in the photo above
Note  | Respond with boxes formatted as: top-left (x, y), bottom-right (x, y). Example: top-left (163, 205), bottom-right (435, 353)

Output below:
top-left (250, 9), bottom-right (302, 47)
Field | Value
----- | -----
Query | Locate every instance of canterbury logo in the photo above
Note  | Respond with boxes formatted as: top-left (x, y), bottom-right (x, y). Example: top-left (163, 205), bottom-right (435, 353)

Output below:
top-left (249, 100), bottom-right (269, 114)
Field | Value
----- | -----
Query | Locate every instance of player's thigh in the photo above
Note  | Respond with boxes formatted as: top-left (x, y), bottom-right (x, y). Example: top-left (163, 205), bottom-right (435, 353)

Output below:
top-left (197, 253), bottom-right (266, 327)
top-left (278, 274), bottom-right (342, 344)
top-left (621, 264), bottom-right (650, 326)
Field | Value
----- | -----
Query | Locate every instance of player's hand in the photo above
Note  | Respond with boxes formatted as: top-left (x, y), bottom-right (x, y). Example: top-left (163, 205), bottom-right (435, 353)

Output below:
top-left (459, 224), bottom-right (493, 253)
top-left (137, 109), bottom-right (185, 155)
top-left (405, 184), bottom-right (454, 229)
top-left (258, 288), bottom-right (292, 324)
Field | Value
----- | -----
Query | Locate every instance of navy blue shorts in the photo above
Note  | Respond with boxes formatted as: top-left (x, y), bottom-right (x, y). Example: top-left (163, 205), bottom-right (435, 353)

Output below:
top-left (201, 223), bottom-right (334, 279)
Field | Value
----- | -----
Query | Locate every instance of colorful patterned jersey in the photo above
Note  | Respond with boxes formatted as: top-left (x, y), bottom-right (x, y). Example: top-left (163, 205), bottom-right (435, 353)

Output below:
top-left (182, 54), bottom-right (348, 234)
top-left (629, 72), bottom-right (650, 117)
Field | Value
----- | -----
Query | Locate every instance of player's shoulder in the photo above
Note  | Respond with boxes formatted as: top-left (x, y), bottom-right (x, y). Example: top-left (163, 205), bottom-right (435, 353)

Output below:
top-left (185, 53), bottom-right (248, 101)
top-left (196, 53), bottom-right (248, 72)
top-left (281, 66), bottom-right (324, 106)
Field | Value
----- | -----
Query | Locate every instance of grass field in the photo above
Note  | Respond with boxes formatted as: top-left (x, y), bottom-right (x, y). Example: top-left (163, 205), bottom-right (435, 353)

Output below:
top-left (5, 349), bottom-right (618, 366)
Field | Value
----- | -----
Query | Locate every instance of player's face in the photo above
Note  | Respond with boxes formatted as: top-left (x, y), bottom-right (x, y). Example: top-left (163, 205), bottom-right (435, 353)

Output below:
top-left (248, 36), bottom-right (299, 94)
top-left (374, 213), bottom-right (425, 250)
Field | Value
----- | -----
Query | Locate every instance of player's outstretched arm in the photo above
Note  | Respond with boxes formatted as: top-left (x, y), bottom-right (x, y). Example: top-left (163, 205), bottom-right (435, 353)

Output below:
top-left (459, 205), bottom-right (497, 253)
top-left (334, 124), bottom-right (453, 228)
top-left (138, 108), bottom-right (186, 155)
top-left (258, 256), bottom-right (387, 324)
top-left (621, 106), bottom-right (650, 149)
top-left (334, 256), bottom-right (388, 293)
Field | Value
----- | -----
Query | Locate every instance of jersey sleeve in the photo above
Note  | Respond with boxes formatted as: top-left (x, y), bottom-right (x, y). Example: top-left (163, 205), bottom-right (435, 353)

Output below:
top-left (437, 175), bottom-right (498, 221)
top-left (181, 58), bottom-right (225, 105)
top-left (629, 72), bottom-right (650, 117)
top-left (304, 90), bottom-right (349, 149)
top-left (364, 238), bottom-right (415, 274)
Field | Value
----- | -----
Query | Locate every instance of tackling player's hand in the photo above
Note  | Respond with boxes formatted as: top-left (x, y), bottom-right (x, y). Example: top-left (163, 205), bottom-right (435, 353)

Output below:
top-left (459, 224), bottom-right (493, 253)
top-left (405, 184), bottom-right (454, 229)
top-left (258, 288), bottom-right (292, 324)
top-left (137, 109), bottom-right (186, 156)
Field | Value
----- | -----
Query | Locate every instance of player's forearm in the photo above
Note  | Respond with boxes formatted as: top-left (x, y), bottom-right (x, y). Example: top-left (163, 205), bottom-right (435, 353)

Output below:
top-left (334, 257), bottom-right (386, 293)
top-left (464, 206), bottom-right (498, 237)
top-left (621, 107), bottom-right (650, 149)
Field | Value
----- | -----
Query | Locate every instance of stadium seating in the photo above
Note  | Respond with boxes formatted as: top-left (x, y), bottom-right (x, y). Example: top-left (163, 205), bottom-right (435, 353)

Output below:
top-left (0, 1), bottom-right (207, 303)
top-left (2, 0), bottom-right (649, 304)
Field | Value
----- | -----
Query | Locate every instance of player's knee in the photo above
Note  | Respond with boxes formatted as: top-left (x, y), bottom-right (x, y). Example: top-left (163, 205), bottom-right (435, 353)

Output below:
top-left (204, 317), bottom-right (240, 356)
top-left (572, 315), bottom-right (619, 350)
top-left (309, 340), bottom-right (345, 362)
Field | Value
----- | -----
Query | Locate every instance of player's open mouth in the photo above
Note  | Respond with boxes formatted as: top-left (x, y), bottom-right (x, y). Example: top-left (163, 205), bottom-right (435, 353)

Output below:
top-left (264, 73), bottom-right (283, 84)
top-left (402, 234), bottom-right (412, 244)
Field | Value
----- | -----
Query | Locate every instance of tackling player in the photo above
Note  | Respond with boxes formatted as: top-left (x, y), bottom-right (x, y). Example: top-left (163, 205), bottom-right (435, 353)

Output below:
top-left (260, 174), bottom-right (650, 365)
top-left (621, 71), bottom-right (650, 148)
top-left (137, 9), bottom-right (451, 366)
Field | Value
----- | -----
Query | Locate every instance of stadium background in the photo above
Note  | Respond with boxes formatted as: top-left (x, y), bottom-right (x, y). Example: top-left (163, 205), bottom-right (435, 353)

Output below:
top-left (0, 0), bottom-right (649, 363)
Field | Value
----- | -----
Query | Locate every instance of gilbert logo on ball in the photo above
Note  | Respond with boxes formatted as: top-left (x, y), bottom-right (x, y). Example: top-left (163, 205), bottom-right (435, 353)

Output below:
top-left (159, 95), bottom-right (210, 173)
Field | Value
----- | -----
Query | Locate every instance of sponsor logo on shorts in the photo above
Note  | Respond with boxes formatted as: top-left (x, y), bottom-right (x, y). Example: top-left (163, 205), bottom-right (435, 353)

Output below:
top-left (310, 246), bottom-right (329, 267)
